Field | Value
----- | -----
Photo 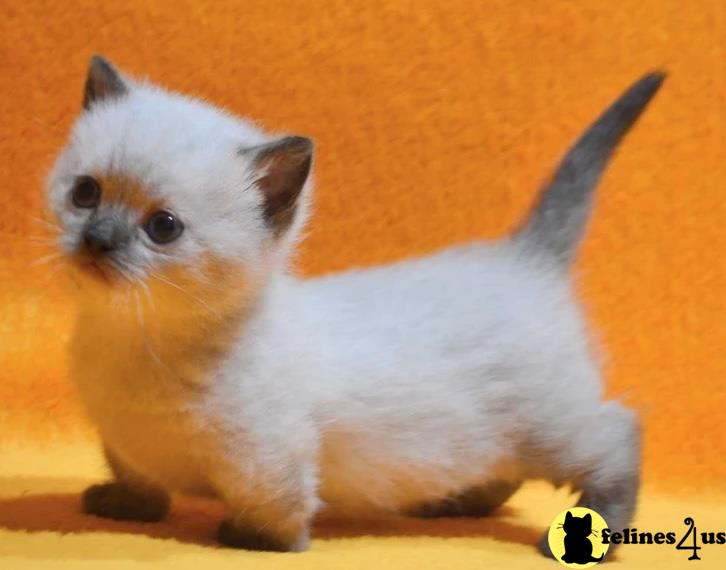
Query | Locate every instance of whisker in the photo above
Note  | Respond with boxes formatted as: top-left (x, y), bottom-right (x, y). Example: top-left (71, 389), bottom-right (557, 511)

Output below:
top-left (133, 290), bottom-right (144, 330)
top-left (31, 217), bottom-right (56, 228)
top-left (139, 321), bottom-right (176, 378)
top-left (133, 286), bottom-right (171, 374)
top-left (29, 251), bottom-right (63, 268)
top-left (2, 211), bottom-right (62, 238)
top-left (137, 279), bottom-right (155, 312)
top-left (127, 289), bottom-right (133, 314)
top-left (134, 280), bottom-right (202, 389)
top-left (111, 289), bottom-right (127, 314)
top-left (103, 258), bottom-right (142, 287)
top-left (149, 272), bottom-right (218, 317)
top-left (16, 262), bottom-right (66, 307)
top-left (29, 215), bottom-right (61, 230)
top-left (0, 234), bottom-right (59, 245)
top-left (143, 340), bottom-right (167, 370)
top-left (36, 262), bottom-right (66, 288)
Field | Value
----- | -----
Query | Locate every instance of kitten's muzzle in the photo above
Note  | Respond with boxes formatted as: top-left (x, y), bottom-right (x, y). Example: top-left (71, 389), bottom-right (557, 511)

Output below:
top-left (82, 214), bottom-right (131, 256)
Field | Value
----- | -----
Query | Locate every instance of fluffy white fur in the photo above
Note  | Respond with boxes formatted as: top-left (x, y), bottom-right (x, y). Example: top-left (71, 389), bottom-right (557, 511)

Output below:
top-left (46, 58), bottom-right (663, 556)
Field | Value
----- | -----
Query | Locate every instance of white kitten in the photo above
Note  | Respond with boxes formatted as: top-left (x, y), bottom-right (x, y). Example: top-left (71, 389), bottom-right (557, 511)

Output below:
top-left (47, 56), bottom-right (664, 557)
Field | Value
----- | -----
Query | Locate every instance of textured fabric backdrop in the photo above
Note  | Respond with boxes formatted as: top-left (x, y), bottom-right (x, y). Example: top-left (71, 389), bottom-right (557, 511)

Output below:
top-left (1, 1), bottom-right (725, 568)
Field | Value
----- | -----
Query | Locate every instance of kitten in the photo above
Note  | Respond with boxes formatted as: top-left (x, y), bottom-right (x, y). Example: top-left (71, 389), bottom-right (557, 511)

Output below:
top-left (46, 56), bottom-right (664, 556)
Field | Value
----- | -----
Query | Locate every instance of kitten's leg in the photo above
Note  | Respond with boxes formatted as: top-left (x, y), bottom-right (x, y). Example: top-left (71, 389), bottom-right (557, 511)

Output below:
top-left (82, 445), bottom-right (170, 522)
top-left (408, 479), bottom-right (522, 518)
top-left (213, 459), bottom-right (319, 552)
top-left (538, 402), bottom-right (639, 559)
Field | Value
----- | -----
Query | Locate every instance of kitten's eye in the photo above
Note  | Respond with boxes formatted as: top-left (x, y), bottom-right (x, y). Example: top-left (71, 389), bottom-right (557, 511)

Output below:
top-left (144, 210), bottom-right (184, 244)
top-left (71, 176), bottom-right (101, 208)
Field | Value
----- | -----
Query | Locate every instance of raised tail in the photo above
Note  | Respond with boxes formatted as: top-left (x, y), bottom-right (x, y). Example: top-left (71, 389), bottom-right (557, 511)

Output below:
top-left (513, 72), bottom-right (665, 267)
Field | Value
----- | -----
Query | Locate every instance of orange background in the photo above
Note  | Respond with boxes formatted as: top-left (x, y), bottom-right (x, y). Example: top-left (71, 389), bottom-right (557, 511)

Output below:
top-left (1, 0), bottom-right (724, 493)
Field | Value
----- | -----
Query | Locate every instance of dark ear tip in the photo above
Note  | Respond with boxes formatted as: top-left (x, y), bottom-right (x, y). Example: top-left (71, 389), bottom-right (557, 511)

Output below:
top-left (83, 54), bottom-right (128, 110)
top-left (89, 54), bottom-right (116, 73)
top-left (280, 136), bottom-right (314, 157)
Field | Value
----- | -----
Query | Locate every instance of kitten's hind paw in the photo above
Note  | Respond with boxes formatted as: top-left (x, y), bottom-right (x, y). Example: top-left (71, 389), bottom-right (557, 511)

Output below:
top-left (538, 532), bottom-right (556, 559)
top-left (217, 519), bottom-right (310, 552)
top-left (82, 482), bottom-right (169, 522)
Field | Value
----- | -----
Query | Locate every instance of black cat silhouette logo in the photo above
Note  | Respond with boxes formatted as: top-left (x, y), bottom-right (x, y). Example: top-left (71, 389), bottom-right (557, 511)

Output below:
top-left (548, 507), bottom-right (609, 567)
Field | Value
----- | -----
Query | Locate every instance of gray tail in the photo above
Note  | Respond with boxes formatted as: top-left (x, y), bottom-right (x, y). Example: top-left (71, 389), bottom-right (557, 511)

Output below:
top-left (513, 72), bottom-right (665, 267)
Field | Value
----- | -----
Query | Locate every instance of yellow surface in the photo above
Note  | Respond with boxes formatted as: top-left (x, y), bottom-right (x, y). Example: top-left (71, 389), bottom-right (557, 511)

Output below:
top-left (2, 0), bottom-right (726, 567)
top-left (2, 441), bottom-right (726, 569)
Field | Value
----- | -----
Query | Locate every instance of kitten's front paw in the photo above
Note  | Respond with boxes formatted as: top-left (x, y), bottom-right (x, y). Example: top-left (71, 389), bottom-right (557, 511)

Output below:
top-left (82, 482), bottom-right (169, 522)
top-left (217, 519), bottom-right (310, 552)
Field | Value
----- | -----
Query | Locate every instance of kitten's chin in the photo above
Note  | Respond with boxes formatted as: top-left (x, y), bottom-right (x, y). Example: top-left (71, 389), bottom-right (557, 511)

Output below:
top-left (69, 255), bottom-right (121, 289)
top-left (79, 260), bottom-right (111, 284)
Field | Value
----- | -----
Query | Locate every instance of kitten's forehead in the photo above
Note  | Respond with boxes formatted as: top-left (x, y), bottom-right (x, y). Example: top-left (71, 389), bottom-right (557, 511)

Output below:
top-left (66, 84), bottom-right (270, 190)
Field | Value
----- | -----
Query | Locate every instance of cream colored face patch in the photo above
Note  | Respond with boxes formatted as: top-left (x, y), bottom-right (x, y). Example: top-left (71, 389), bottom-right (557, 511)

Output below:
top-left (152, 253), bottom-right (252, 316)
top-left (63, 172), bottom-right (194, 295)
top-left (124, 253), bottom-right (256, 361)
top-left (93, 173), bottom-right (166, 219)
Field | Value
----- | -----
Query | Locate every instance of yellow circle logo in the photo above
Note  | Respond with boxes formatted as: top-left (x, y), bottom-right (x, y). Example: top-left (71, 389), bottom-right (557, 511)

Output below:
top-left (548, 507), bottom-right (609, 567)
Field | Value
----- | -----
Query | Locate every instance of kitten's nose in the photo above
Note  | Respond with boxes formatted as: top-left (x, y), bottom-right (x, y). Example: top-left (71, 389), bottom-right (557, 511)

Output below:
top-left (82, 215), bottom-right (130, 255)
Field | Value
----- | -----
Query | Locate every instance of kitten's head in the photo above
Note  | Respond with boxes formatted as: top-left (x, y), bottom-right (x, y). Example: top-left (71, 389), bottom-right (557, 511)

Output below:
top-left (563, 511), bottom-right (592, 537)
top-left (47, 56), bottom-right (312, 320)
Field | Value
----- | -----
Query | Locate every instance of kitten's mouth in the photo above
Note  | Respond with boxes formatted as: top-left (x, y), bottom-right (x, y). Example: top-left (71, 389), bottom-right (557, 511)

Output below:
top-left (78, 258), bottom-right (112, 284)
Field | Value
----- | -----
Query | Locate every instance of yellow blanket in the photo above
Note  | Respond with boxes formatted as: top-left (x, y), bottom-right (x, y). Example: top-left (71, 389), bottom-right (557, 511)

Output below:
top-left (2, 0), bottom-right (725, 567)
top-left (3, 443), bottom-right (726, 569)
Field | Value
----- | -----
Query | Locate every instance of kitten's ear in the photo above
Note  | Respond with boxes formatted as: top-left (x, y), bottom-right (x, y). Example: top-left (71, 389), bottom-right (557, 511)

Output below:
top-left (584, 513), bottom-right (592, 524)
top-left (246, 136), bottom-right (313, 235)
top-left (83, 55), bottom-right (129, 110)
top-left (565, 511), bottom-right (573, 522)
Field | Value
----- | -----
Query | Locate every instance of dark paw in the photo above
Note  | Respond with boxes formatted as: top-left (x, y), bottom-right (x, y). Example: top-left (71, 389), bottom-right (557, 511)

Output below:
top-left (82, 482), bottom-right (169, 522)
top-left (538, 532), bottom-right (556, 559)
top-left (217, 519), bottom-right (309, 552)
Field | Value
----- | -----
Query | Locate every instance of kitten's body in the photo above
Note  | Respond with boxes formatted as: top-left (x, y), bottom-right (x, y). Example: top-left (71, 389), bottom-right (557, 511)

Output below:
top-left (78, 243), bottom-right (592, 505)
top-left (49, 58), bottom-right (663, 556)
